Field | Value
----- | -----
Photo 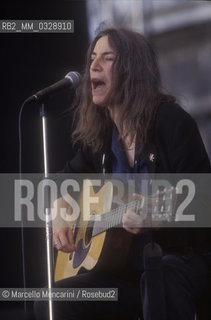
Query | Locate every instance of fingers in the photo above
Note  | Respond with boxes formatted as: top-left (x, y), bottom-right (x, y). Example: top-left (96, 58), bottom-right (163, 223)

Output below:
top-left (122, 192), bottom-right (144, 234)
top-left (53, 228), bottom-right (76, 253)
top-left (123, 209), bottom-right (143, 227)
top-left (123, 226), bottom-right (142, 235)
top-left (122, 208), bottom-right (143, 234)
top-left (132, 193), bottom-right (142, 200)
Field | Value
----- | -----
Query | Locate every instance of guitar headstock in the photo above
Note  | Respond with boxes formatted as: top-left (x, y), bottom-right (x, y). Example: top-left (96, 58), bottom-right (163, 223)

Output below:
top-left (136, 187), bottom-right (177, 225)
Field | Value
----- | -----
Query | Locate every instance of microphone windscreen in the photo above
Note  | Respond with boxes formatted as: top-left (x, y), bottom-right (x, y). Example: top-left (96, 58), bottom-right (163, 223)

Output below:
top-left (65, 71), bottom-right (81, 89)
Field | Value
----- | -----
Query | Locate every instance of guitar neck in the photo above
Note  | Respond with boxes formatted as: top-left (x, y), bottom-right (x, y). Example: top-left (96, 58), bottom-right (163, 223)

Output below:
top-left (92, 200), bottom-right (140, 236)
top-left (92, 188), bottom-right (176, 236)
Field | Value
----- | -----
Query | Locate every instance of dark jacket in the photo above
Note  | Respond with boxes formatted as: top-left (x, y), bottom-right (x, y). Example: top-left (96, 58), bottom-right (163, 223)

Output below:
top-left (64, 102), bottom-right (211, 251)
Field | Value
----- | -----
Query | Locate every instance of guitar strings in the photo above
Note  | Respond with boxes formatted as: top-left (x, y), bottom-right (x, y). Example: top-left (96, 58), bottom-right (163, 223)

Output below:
top-left (92, 191), bottom-right (176, 236)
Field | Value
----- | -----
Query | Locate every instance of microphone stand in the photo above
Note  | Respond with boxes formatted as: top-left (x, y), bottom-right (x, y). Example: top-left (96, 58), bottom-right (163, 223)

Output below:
top-left (40, 102), bottom-right (54, 320)
top-left (20, 72), bottom-right (80, 319)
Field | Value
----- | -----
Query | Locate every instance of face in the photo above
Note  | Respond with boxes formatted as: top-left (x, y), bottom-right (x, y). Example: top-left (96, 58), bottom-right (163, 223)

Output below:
top-left (90, 35), bottom-right (116, 106)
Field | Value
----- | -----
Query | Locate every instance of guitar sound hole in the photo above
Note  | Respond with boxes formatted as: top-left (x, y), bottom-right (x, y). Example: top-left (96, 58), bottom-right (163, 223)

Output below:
top-left (85, 220), bottom-right (94, 246)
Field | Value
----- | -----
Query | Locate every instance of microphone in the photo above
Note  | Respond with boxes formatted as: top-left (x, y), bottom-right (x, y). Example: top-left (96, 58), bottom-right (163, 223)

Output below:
top-left (26, 71), bottom-right (81, 103)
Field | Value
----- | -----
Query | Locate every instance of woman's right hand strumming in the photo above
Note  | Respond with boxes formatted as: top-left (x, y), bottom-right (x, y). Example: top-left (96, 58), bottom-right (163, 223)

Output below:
top-left (52, 197), bottom-right (76, 253)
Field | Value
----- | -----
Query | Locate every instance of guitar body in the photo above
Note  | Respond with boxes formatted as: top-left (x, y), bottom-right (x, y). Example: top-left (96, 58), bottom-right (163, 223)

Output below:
top-left (54, 180), bottom-right (133, 282)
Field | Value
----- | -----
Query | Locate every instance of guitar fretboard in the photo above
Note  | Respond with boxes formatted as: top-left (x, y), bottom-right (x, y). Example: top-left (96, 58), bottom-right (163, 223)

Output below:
top-left (92, 192), bottom-right (175, 236)
top-left (92, 200), bottom-right (139, 236)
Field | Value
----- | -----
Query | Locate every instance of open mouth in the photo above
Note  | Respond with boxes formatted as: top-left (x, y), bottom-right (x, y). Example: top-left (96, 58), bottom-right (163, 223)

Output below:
top-left (92, 79), bottom-right (106, 91)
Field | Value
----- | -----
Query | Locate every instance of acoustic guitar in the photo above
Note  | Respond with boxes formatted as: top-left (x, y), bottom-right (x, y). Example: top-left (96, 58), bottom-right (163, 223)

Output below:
top-left (54, 179), bottom-right (175, 281)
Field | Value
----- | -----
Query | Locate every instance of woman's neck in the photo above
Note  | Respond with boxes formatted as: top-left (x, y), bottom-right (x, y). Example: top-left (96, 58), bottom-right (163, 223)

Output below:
top-left (108, 105), bottom-right (136, 149)
top-left (108, 105), bottom-right (120, 129)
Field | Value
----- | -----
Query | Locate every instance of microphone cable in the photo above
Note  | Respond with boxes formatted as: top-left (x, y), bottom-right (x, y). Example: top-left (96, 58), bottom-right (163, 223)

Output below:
top-left (18, 98), bottom-right (34, 313)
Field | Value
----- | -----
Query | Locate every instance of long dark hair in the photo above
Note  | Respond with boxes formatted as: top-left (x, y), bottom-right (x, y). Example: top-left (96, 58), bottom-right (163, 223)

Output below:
top-left (72, 28), bottom-right (175, 153)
